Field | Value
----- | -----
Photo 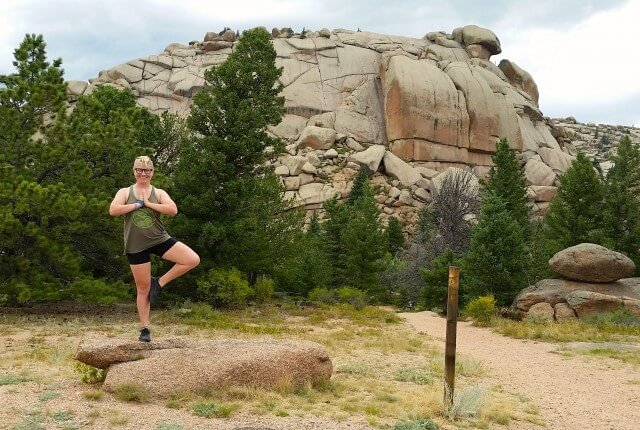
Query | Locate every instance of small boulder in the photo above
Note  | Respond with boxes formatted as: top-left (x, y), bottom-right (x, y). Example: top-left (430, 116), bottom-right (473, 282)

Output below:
top-left (349, 145), bottom-right (386, 172)
top-left (526, 302), bottom-right (554, 321)
top-left (295, 126), bottom-right (336, 150)
top-left (549, 243), bottom-right (635, 283)
top-left (554, 302), bottom-right (577, 322)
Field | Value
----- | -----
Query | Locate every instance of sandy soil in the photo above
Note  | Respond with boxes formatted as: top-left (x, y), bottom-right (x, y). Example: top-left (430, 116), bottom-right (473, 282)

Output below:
top-left (400, 311), bottom-right (640, 430)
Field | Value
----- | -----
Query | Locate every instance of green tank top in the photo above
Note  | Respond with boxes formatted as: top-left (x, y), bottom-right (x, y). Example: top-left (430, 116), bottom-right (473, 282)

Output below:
top-left (123, 186), bottom-right (171, 254)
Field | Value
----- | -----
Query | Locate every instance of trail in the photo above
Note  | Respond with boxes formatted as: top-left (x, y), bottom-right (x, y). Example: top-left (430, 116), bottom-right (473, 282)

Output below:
top-left (400, 311), bottom-right (640, 430)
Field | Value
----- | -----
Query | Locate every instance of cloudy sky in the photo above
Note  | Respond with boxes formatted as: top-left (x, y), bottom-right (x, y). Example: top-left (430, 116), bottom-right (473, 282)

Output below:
top-left (1, 0), bottom-right (638, 126)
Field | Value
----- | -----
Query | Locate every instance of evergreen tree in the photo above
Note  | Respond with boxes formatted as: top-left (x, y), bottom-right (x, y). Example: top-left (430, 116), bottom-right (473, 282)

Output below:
top-left (0, 36), bottom-right (135, 303)
top-left (349, 165), bottom-right (371, 203)
top-left (340, 180), bottom-right (388, 292)
top-left (602, 136), bottom-right (640, 269)
top-left (386, 216), bottom-right (406, 255)
top-left (0, 34), bottom-right (66, 172)
top-left (307, 211), bottom-right (321, 236)
top-left (421, 248), bottom-right (463, 313)
top-left (322, 177), bottom-right (387, 294)
top-left (482, 138), bottom-right (529, 235)
top-left (172, 27), bottom-right (301, 282)
top-left (464, 192), bottom-right (529, 307)
top-left (540, 152), bottom-right (606, 252)
top-left (530, 152), bottom-right (607, 280)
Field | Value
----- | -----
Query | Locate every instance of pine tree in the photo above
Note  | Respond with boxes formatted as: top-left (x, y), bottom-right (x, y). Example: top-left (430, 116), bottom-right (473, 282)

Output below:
top-left (322, 176), bottom-right (387, 294)
top-left (349, 165), bottom-right (371, 203)
top-left (464, 192), bottom-right (528, 306)
top-left (386, 216), bottom-right (406, 255)
top-left (482, 138), bottom-right (529, 236)
top-left (0, 34), bottom-right (66, 172)
top-left (529, 152), bottom-right (607, 280)
top-left (541, 152), bottom-right (606, 252)
top-left (172, 28), bottom-right (301, 282)
top-left (602, 136), bottom-right (640, 269)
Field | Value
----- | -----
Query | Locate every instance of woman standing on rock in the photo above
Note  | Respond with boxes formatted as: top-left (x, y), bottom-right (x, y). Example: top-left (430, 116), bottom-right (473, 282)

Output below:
top-left (109, 156), bottom-right (200, 342)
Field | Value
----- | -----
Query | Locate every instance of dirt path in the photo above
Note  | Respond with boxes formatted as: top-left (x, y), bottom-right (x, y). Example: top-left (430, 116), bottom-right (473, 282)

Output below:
top-left (400, 311), bottom-right (640, 430)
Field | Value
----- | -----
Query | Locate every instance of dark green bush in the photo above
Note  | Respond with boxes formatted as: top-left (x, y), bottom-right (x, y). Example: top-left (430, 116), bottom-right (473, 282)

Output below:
top-left (197, 267), bottom-right (252, 308)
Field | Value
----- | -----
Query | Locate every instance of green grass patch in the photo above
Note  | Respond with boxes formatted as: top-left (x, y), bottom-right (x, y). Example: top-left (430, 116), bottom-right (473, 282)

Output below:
top-left (582, 348), bottom-right (640, 366)
top-left (394, 367), bottom-right (433, 385)
top-left (39, 391), bottom-right (62, 401)
top-left (82, 390), bottom-right (104, 401)
top-left (13, 411), bottom-right (45, 430)
top-left (0, 374), bottom-right (32, 385)
top-left (490, 311), bottom-right (640, 343)
top-left (112, 382), bottom-right (151, 403)
top-left (192, 402), bottom-right (235, 418)
top-left (336, 362), bottom-right (372, 375)
top-left (394, 418), bottom-right (439, 429)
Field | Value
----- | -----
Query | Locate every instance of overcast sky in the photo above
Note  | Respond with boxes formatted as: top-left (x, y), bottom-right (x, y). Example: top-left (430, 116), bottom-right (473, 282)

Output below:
top-left (1, 0), bottom-right (638, 126)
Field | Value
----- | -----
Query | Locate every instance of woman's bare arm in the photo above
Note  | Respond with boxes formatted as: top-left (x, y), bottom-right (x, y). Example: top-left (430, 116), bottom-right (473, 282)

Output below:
top-left (109, 188), bottom-right (139, 216)
top-left (143, 188), bottom-right (178, 216)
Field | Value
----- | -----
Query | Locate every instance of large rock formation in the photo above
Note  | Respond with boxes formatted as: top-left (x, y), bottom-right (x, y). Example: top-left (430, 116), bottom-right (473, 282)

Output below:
top-left (75, 337), bottom-right (333, 397)
top-left (67, 25), bottom-right (579, 231)
top-left (514, 243), bottom-right (640, 320)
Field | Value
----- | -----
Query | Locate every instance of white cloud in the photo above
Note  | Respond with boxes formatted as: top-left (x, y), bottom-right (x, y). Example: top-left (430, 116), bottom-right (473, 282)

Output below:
top-left (495, 0), bottom-right (640, 118)
top-left (1, 0), bottom-right (639, 125)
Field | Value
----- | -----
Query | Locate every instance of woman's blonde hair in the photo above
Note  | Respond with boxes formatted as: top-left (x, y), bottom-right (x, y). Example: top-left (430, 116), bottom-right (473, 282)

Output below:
top-left (133, 156), bottom-right (154, 168)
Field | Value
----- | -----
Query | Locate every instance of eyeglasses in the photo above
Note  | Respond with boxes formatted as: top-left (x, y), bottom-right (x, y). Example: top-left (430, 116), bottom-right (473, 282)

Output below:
top-left (134, 168), bottom-right (154, 174)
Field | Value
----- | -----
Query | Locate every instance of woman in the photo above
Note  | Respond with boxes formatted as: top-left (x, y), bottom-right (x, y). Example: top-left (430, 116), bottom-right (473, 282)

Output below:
top-left (109, 156), bottom-right (200, 342)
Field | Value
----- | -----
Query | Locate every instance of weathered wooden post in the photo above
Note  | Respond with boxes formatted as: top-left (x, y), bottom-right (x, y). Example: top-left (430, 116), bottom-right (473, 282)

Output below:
top-left (443, 265), bottom-right (460, 411)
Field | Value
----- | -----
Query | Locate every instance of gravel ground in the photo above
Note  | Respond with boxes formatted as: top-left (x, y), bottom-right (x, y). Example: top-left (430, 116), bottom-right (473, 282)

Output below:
top-left (400, 311), bottom-right (640, 430)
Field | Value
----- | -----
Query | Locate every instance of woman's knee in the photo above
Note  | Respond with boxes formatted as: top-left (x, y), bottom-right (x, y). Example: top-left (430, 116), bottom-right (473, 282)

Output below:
top-left (135, 279), bottom-right (151, 293)
top-left (188, 253), bottom-right (200, 269)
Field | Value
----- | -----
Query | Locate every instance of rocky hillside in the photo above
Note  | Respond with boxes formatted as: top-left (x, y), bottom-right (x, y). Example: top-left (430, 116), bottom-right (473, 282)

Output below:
top-left (551, 118), bottom-right (640, 173)
top-left (66, 25), bottom-right (627, 232)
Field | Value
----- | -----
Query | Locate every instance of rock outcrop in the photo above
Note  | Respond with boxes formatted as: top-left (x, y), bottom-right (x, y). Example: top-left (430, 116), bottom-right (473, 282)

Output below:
top-left (514, 243), bottom-right (640, 320)
top-left (67, 24), bottom-right (581, 232)
top-left (75, 338), bottom-right (333, 397)
top-left (550, 117), bottom-right (640, 175)
top-left (549, 243), bottom-right (636, 283)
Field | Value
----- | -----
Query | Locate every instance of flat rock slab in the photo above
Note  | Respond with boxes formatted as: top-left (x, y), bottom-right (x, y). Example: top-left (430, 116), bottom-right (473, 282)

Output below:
top-left (549, 243), bottom-right (635, 283)
top-left (514, 278), bottom-right (640, 313)
top-left (75, 338), bottom-right (332, 397)
top-left (74, 338), bottom-right (188, 369)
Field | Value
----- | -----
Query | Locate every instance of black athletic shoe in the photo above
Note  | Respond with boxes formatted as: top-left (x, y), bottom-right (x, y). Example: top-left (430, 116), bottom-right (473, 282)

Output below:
top-left (149, 277), bottom-right (161, 306)
top-left (139, 327), bottom-right (151, 342)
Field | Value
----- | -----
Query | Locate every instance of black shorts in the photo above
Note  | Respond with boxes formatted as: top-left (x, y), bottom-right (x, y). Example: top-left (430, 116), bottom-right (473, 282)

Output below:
top-left (126, 238), bottom-right (178, 265)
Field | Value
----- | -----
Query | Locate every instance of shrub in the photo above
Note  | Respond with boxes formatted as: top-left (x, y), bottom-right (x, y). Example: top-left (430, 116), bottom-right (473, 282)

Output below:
top-left (197, 267), bottom-right (253, 308)
top-left (337, 286), bottom-right (367, 309)
top-left (309, 286), bottom-right (368, 309)
top-left (75, 362), bottom-right (106, 384)
top-left (308, 287), bottom-right (337, 305)
top-left (464, 295), bottom-right (497, 326)
top-left (253, 276), bottom-right (274, 304)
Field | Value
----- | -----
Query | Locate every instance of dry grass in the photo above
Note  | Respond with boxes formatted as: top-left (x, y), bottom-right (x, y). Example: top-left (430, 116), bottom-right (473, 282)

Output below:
top-left (490, 310), bottom-right (640, 344)
top-left (0, 302), bottom-right (540, 429)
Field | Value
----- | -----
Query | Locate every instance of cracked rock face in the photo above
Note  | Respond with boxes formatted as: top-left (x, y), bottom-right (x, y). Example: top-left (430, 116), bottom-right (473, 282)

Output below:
top-left (69, 25), bottom-right (584, 228)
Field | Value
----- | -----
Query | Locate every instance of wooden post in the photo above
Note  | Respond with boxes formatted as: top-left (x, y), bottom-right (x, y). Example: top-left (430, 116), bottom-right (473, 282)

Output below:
top-left (443, 265), bottom-right (460, 411)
